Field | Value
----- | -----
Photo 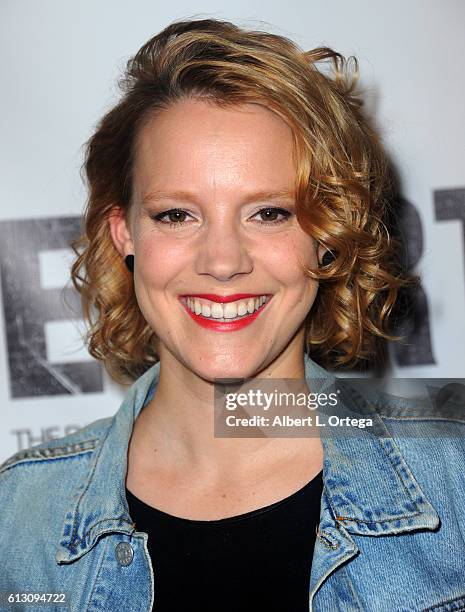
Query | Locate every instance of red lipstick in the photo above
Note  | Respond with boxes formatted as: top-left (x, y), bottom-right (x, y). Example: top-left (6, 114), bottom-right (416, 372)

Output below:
top-left (179, 295), bottom-right (272, 332)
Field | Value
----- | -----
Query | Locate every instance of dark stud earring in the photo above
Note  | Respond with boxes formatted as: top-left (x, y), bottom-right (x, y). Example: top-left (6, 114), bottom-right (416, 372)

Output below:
top-left (124, 254), bottom-right (135, 273)
top-left (321, 251), bottom-right (336, 267)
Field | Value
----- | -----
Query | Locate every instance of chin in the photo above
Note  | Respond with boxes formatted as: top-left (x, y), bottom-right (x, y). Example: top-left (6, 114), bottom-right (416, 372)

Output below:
top-left (190, 354), bottom-right (262, 383)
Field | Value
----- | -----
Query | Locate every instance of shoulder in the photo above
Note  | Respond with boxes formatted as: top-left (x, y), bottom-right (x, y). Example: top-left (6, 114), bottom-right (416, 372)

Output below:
top-left (373, 383), bottom-right (465, 444)
top-left (0, 415), bottom-right (113, 476)
top-left (0, 415), bottom-right (118, 590)
top-left (338, 376), bottom-right (465, 432)
top-left (337, 375), bottom-right (465, 469)
top-left (378, 406), bottom-right (465, 479)
top-left (0, 415), bottom-right (115, 551)
top-left (365, 383), bottom-right (465, 502)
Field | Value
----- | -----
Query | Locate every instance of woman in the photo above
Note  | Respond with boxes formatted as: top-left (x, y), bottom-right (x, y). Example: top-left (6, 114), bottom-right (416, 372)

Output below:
top-left (1, 18), bottom-right (465, 612)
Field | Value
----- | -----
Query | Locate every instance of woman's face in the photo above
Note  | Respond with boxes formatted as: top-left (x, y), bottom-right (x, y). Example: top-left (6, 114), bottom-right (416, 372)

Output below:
top-left (110, 98), bottom-right (320, 380)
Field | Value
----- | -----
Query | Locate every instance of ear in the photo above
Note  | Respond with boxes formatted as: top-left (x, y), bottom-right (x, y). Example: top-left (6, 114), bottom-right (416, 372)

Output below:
top-left (108, 206), bottom-right (134, 257)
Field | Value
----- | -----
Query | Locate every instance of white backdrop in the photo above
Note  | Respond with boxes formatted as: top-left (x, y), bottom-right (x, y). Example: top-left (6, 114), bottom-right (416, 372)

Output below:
top-left (1, 0), bottom-right (464, 462)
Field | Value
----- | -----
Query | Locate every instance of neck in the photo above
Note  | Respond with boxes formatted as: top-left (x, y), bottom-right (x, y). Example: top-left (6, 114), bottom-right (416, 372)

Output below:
top-left (128, 340), bottom-right (323, 480)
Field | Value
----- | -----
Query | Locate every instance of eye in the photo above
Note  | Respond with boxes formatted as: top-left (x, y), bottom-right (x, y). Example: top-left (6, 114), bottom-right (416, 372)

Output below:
top-left (151, 208), bottom-right (194, 227)
top-left (252, 207), bottom-right (293, 225)
top-left (150, 206), bottom-right (293, 228)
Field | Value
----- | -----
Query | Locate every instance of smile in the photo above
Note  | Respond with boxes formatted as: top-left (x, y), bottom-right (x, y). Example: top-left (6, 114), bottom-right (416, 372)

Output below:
top-left (179, 294), bottom-right (272, 331)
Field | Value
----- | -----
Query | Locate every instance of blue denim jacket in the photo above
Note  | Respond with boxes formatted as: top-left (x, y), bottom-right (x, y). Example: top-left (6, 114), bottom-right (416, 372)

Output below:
top-left (1, 354), bottom-right (465, 612)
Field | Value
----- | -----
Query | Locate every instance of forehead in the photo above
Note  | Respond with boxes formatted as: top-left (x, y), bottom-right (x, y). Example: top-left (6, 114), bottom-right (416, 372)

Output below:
top-left (132, 98), bottom-right (297, 200)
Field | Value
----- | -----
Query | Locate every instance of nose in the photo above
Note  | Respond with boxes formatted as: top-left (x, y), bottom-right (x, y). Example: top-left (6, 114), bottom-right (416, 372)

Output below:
top-left (194, 218), bottom-right (253, 282)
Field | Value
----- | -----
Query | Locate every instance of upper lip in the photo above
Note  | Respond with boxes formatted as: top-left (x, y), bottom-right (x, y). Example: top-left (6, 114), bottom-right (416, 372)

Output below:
top-left (180, 293), bottom-right (270, 304)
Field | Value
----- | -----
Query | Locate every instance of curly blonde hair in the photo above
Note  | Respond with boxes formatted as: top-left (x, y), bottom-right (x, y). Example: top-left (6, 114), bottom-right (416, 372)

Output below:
top-left (71, 17), bottom-right (410, 384)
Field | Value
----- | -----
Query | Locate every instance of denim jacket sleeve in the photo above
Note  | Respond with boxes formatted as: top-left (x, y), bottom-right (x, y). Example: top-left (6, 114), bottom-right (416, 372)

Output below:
top-left (1, 356), bottom-right (465, 612)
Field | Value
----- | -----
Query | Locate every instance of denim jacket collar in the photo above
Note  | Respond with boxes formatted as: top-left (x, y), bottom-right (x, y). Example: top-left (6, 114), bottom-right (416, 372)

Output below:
top-left (55, 354), bottom-right (440, 564)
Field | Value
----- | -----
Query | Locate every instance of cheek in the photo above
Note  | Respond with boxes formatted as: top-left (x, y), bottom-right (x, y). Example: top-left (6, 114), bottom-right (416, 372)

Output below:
top-left (260, 231), bottom-right (317, 285)
top-left (135, 234), bottom-right (191, 288)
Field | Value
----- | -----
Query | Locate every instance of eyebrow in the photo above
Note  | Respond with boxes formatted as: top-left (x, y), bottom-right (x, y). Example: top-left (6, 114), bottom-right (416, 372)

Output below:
top-left (141, 189), bottom-right (295, 206)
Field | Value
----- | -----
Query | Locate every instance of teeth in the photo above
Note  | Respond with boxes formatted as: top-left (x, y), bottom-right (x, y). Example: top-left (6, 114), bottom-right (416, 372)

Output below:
top-left (185, 295), bottom-right (269, 320)
top-left (201, 303), bottom-right (211, 317)
top-left (223, 302), bottom-right (238, 319)
top-left (211, 303), bottom-right (223, 319)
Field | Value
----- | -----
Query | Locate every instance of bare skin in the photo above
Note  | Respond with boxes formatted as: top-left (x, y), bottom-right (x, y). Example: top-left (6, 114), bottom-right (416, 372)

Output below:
top-left (109, 98), bottom-right (325, 520)
top-left (124, 343), bottom-right (324, 519)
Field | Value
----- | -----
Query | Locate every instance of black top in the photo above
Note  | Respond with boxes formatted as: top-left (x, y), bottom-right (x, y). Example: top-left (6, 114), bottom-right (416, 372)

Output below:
top-left (125, 470), bottom-right (324, 612)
